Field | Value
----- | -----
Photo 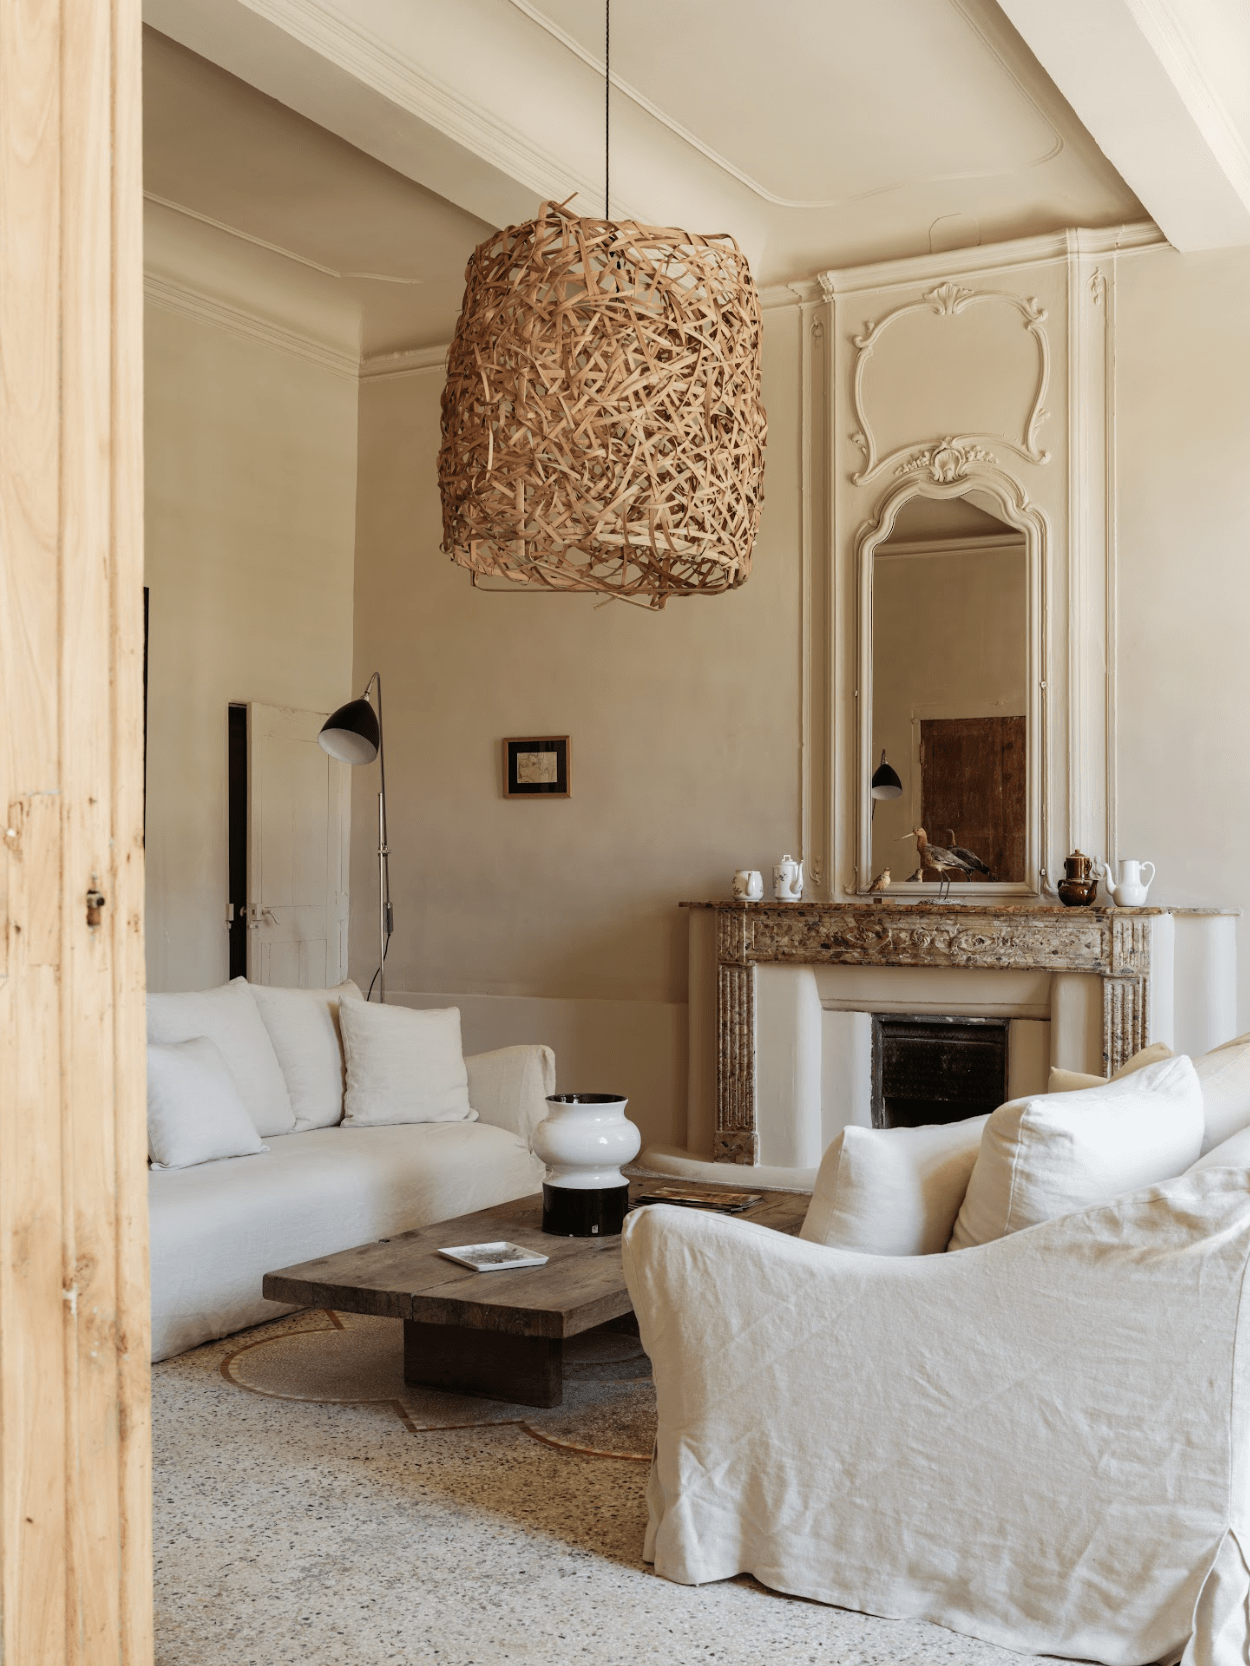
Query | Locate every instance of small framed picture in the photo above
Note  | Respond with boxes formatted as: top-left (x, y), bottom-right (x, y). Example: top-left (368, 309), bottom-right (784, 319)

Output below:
top-left (503, 735), bottom-right (570, 798)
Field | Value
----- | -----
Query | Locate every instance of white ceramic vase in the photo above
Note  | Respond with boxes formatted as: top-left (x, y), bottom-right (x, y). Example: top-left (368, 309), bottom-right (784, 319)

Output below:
top-left (532, 1094), bottom-right (641, 1189)
top-left (532, 1094), bottom-right (641, 1236)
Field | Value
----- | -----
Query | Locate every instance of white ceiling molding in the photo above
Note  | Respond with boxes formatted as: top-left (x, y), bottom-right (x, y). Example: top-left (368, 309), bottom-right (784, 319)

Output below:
top-left (505, 0), bottom-right (1065, 210)
top-left (232, 0), bottom-right (633, 219)
top-left (145, 191), bottom-right (424, 284)
top-left (994, 0), bottom-right (1250, 250)
top-left (144, 0), bottom-right (1144, 283)
top-left (819, 221), bottom-right (1166, 298)
top-left (144, 270), bottom-right (361, 378)
top-left (359, 345), bottom-right (449, 381)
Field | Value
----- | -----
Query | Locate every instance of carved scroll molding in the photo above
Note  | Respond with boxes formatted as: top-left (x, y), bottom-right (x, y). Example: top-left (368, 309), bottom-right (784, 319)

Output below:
top-left (847, 282), bottom-right (1050, 485)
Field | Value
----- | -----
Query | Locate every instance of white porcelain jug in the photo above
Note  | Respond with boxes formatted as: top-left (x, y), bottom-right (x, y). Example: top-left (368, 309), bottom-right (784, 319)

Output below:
top-left (732, 869), bottom-right (764, 902)
top-left (773, 854), bottom-right (804, 902)
top-left (1097, 857), bottom-right (1156, 908)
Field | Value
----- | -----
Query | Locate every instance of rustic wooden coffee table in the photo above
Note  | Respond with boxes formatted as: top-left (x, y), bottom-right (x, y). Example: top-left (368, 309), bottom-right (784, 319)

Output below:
top-left (263, 1180), bottom-right (808, 1407)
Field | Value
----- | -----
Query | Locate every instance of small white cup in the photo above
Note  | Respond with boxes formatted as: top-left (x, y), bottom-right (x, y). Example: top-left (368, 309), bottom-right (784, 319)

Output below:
top-left (732, 869), bottom-right (764, 902)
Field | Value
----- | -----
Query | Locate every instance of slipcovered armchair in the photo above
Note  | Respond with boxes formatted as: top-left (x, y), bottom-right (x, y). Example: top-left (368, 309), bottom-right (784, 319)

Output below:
top-left (622, 1170), bottom-right (1250, 1666)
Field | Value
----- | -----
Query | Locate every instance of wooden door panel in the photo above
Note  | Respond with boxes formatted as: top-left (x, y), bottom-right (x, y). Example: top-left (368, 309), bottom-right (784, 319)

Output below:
top-left (920, 716), bottom-right (1026, 883)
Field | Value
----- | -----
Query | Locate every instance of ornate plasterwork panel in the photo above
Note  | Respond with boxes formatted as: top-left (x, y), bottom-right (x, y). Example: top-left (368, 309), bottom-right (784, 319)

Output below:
top-left (806, 227), bottom-right (1140, 913)
top-left (845, 281), bottom-right (1050, 484)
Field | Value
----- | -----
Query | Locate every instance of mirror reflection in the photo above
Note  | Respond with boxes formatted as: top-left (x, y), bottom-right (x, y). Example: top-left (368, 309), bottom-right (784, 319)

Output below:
top-left (869, 493), bottom-right (1027, 889)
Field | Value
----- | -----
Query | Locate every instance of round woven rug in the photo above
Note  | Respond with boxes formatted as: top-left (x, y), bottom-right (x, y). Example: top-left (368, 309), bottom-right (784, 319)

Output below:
top-left (222, 1312), bottom-right (655, 1460)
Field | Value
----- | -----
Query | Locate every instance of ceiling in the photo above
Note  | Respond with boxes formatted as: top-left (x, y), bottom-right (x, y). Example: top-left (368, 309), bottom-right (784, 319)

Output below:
top-left (141, 0), bottom-right (1247, 357)
top-left (144, 27), bottom-right (493, 356)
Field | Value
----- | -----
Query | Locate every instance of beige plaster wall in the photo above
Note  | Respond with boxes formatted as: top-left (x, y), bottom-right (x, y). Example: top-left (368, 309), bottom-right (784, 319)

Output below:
top-left (870, 539), bottom-right (1027, 872)
top-left (349, 309), bottom-right (803, 1146)
top-left (144, 305), bottom-right (358, 992)
top-left (1115, 243), bottom-right (1250, 1025)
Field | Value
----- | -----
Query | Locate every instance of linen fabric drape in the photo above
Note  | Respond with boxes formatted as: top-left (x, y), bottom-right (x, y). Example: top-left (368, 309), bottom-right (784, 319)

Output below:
top-left (622, 1171), bottom-right (1250, 1665)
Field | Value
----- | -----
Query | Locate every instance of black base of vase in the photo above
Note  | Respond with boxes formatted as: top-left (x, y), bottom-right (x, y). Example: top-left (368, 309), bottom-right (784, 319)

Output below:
top-left (541, 1182), bottom-right (630, 1238)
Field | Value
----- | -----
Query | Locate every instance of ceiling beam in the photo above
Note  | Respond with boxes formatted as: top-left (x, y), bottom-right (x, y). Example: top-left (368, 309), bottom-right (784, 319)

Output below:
top-left (994, 0), bottom-right (1250, 249)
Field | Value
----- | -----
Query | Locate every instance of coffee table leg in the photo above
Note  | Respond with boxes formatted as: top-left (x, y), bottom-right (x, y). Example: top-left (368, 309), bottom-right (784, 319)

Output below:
top-left (403, 1320), bottom-right (563, 1408)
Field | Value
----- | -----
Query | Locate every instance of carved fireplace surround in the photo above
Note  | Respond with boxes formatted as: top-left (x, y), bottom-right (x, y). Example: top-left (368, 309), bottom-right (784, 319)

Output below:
top-left (685, 900), bottom-right (1234, 1165)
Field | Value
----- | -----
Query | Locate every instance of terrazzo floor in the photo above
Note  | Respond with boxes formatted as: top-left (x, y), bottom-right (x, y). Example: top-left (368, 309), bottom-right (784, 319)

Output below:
top-left (154, 1310), bottom-right (1030, 1666)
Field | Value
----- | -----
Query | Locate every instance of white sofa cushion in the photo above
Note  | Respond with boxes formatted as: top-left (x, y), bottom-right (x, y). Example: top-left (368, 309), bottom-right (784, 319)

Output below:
top-left (1193, 1033), bottom-right (1250, 1153)
top-left (339, 999), bottom-right (475, 1127)
top-left (249, 979), bottom-right (362, 1131)
top-left (147, 1038), bottom-right (267, 1169)
top-left (148, 1120), bottom-right (544, 1360)
top-left (466, 1043), bottom-right (555, 1145)
top-left (800, 1116), bottom-right (988, 1256)
top-left (147, 977), bottom-right (294, 1136)
top-left (1047, 1040), bottom-right (1173, 1095)
top-left (1188, 1122), bottom-right (1250, 1173)
top-left (949, 1055), bottom-right (1204, 1250)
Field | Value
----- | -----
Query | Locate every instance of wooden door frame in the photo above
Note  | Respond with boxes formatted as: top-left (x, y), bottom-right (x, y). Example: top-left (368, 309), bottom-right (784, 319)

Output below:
top-left (0, 0), bottom-right (152, 1660)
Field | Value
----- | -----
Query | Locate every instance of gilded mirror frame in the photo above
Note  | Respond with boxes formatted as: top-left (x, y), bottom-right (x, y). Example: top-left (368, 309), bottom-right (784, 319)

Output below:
top-left (856, 467), bottom-right (1048, 898)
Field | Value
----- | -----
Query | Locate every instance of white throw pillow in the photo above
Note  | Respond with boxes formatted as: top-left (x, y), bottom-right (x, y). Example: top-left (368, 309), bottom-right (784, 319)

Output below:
top-left (339, 999), bottom-right (477, 1127)
top-left (146, 978), bottom-right (294, 1136)
top-left (949, 1055), bottom-right (1204, 1251)
top-left (1188, 1124), bottom-right (1250, 1174)
top-left (147, 1037), bottom-right (267, 1170)
top-left (249, 979), bottom-right (362, 1131)
top-left (1193, 1037), bottom-right (1250, 1154)
top-left (1047, 1041), bottom-right (1173, 1096)
top-left (800, 1115), bottom-right (989, 1257)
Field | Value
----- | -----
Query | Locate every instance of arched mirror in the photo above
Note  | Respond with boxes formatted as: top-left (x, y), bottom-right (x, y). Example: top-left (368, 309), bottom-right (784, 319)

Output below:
top-left (860, 487), bottom-right (1039, 896)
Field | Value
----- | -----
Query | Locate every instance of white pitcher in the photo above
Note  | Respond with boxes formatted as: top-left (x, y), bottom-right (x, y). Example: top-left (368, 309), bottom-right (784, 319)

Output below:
top-left (732, 869), bottom-right (764, 902)
top-left (773, 854), bottom-right (804, 902)
top-left (1097, 858), bottom-right (1156, 908)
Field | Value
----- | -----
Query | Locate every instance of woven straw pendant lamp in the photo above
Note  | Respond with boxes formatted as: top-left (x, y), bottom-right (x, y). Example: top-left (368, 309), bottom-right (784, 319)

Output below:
top-left (438, 200), bottom-right (767, 610)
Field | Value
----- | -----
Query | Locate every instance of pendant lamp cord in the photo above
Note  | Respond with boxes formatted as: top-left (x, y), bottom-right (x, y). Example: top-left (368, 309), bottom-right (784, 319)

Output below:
top-left (604, 0), bottom-right (610, 219)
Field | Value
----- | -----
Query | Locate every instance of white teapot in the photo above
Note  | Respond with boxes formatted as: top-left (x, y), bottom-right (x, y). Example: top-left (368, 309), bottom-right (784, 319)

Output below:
top-left (1096, 858), bottom-right (1156, 908)
top-left (773, 854), bottom-right (804, 902)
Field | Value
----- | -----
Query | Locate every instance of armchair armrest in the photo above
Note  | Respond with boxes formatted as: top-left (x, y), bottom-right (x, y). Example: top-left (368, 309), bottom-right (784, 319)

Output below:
top-left (622, 1171), bottom-right (1250, 1666)
top-left (465, 1044), bottom-right (555, 1145)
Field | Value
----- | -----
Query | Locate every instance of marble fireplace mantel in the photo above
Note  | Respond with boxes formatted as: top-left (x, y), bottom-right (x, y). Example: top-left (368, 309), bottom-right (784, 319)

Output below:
top-left (683, 900), bottom-right (1236, 1165)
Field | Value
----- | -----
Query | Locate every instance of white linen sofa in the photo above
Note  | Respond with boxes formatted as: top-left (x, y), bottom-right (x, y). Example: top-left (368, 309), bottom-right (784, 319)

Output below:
top-left (148, 980), bottom-right (550, 1361)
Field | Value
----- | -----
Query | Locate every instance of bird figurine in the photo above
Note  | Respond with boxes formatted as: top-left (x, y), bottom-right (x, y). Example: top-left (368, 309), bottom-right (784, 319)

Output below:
top-left (867, 867), bottom-right (891, 894)
top-left (898, 826), bottom-right (995, 899)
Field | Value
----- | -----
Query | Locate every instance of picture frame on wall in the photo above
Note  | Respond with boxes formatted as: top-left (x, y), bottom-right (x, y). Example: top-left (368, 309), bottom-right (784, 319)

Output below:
top-left (503, 735), bottom-right (570, 798)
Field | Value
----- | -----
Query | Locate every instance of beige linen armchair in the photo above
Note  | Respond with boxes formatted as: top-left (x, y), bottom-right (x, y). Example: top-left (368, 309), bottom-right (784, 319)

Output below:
top-left (622, 1169), bottom-right (1250, 1666)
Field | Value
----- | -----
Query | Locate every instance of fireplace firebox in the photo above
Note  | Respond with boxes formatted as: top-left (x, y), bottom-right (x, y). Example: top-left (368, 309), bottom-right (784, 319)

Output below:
top-left (870, 1014), bottom-right (1009, 1129)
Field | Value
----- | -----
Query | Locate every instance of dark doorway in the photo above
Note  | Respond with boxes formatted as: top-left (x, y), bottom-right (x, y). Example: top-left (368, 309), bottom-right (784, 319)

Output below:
top-left (920, 714), bottom-right (1026, 883)
top-left (871, 1013), bottom-right (1009, 1127)
top-left (227, 704), bottom-right (248, 979)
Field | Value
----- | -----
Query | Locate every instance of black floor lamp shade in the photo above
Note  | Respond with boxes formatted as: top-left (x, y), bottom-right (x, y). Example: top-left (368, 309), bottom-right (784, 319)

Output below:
top-left (319, 697), bottom-right (380, 765)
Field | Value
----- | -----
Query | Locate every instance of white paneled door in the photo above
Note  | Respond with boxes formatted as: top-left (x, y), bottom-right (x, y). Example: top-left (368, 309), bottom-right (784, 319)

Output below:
top-left (248, 703), bottom-right (349, 987)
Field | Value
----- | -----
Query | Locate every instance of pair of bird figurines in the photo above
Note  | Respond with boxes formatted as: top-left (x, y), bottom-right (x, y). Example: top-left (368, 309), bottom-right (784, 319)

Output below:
top-left (868, 827), bottom-right (995, 900)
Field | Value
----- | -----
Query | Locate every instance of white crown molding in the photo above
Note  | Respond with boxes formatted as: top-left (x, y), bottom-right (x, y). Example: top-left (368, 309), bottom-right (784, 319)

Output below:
top-left (144, 271), bottom-right (360, 379)
top-left (759, 280), bottom-right (824, 310)
top-left (145, 191), bottom-right (424, 285)
top-left (236, 0), bottom-right (641, 222)
top-left (359, 344), bottom-right (449, 381)
top-left (818, 220), bottom-right (1166, 298)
